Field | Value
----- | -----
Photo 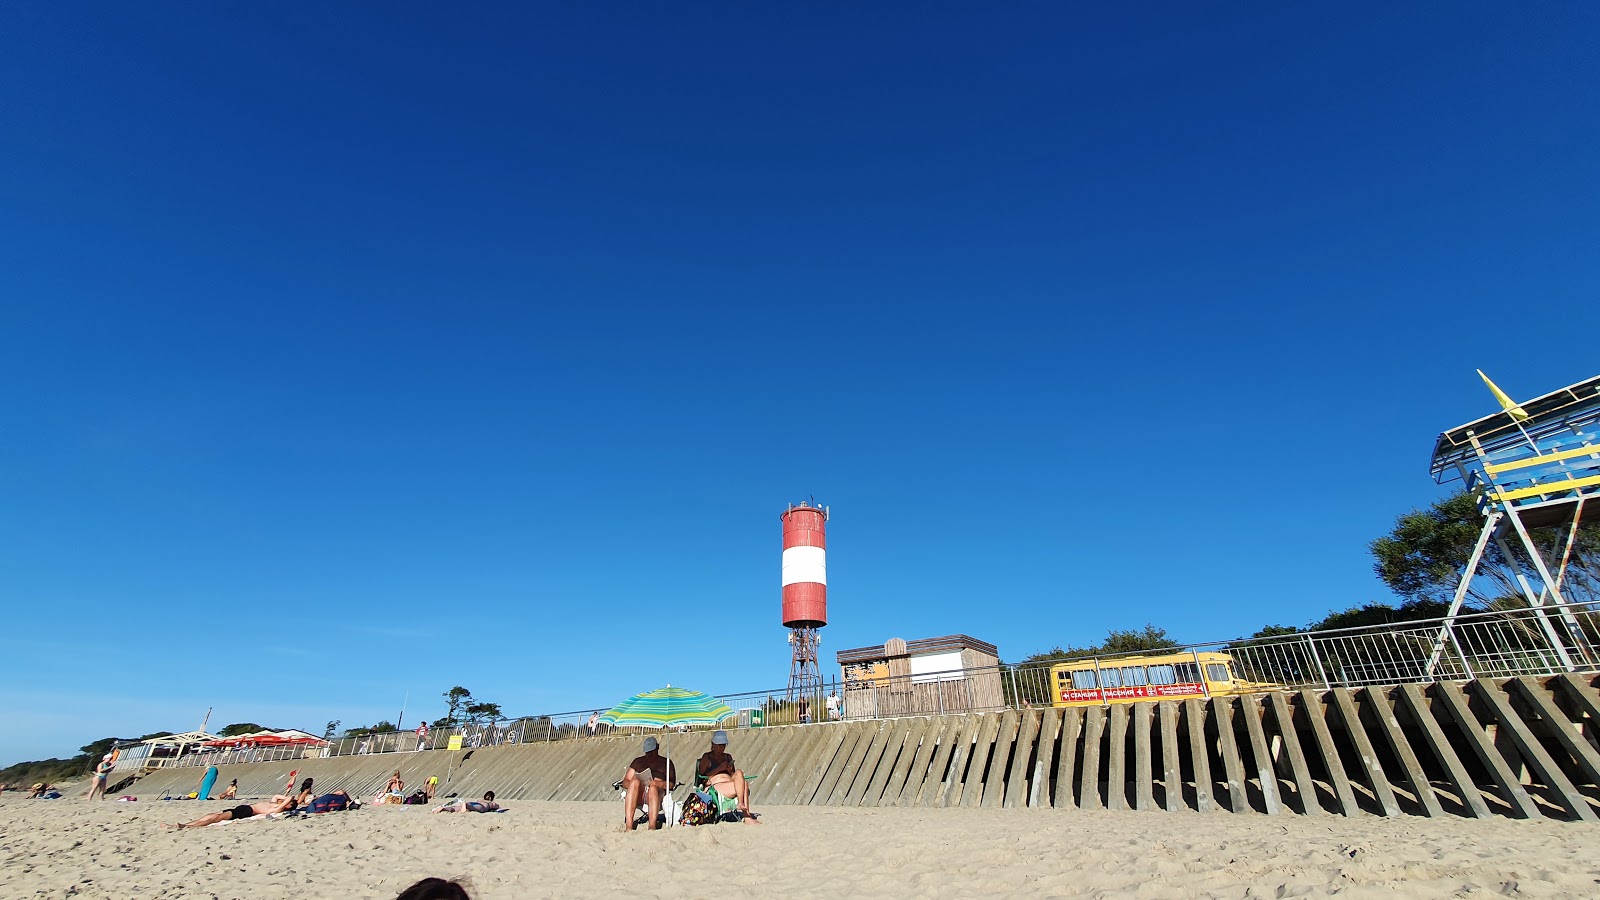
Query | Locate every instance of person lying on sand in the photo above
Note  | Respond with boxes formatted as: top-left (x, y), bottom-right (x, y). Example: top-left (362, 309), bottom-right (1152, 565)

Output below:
top-left (433, 791), bottom-right (500, 813)
top-left (695, 730), bottom-right (760, 823)
top-left (162, 795), bottom-right (294, 829)
top-left (621, 737), bottom-right (676, 831)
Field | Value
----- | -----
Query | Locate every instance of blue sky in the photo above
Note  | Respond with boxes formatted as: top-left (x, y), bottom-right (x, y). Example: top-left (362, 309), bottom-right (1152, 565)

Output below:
top-left (3, 5), bottom-right (1597, 765)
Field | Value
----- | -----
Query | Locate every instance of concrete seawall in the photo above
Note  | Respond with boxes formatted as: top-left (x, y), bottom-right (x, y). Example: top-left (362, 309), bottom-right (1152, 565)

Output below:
top-left (118, 675), bottom-right (1600, 821)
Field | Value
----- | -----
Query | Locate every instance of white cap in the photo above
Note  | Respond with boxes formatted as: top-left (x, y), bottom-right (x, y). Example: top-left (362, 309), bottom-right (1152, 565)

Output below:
top-left (642, 737), bottom-right (658, 751)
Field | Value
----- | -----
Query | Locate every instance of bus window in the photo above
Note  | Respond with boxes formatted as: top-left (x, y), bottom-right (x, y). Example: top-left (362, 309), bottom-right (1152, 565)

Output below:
top-left (1205, 663), bottom-right (1232, 682)
top-left (1122, 666), bottom-right (1148, 686)
top-left (1147, 665), bottom-right (1176, 685)
top-left (1071, 670), bottom-right (1097, 690)
top-left (1100, 667), bottom-right (1123, 688)
top-left (1174, 662), bottom-right (1200, 683)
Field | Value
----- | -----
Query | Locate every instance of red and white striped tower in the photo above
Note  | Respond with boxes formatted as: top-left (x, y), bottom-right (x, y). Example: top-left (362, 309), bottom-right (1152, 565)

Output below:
top-left (781, 502), bottom-right (828, 704)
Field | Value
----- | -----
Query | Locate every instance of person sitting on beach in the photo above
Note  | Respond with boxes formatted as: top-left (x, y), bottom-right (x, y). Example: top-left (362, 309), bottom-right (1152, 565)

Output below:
top-left (696, 730), bottom-right (759, 823)
top-left (306, 790), bottom-right (355, 813)
top-left (219, 779), bottom-right (238, 800)
top-left (28, 783), bottom-right (46, 798)
top-left (621, 737), bottom-right (676, 831)
top-left (162, 795), bottom-right (294, 829)
top-left (433, 790), bottom-right (500, 813)
top-left (387, 771), bottom-right (404, 794)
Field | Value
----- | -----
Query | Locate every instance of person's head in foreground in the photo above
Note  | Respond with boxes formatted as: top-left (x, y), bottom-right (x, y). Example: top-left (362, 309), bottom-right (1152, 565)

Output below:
top-left (395, 877), bottom-right (471, 900)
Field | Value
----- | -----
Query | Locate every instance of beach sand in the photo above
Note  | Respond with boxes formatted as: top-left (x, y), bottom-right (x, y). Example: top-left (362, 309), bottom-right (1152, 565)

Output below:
top-left (2, 794), bottom-right (1597, 899)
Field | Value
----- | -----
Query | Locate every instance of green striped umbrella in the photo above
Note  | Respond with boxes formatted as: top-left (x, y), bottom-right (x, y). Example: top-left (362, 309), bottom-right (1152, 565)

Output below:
top-left (600, 685), bottom-right (732, 828)
top-left (598, 685), bottom-right (733, 729)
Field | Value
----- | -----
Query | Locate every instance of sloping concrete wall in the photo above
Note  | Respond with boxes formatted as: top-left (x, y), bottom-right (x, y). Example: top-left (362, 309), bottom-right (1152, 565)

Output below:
top-left (118, 675), bottom-right (1600, 821)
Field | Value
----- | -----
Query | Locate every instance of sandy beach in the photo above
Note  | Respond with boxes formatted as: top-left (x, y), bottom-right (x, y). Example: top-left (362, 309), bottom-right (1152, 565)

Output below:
top-left (3, 794), bottom-right (1597, 899)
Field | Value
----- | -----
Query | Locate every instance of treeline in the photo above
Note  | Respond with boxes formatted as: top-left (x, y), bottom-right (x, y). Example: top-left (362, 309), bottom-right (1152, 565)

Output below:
top-left (0, 731), bottom-right (174, 788)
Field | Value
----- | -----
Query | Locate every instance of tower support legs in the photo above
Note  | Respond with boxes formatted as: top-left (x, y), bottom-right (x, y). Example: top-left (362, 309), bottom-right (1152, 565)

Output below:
top-left (787, 627), bottom-right (822, 708)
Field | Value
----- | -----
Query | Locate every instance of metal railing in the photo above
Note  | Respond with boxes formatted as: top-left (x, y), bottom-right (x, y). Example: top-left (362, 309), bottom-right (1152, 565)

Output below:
top-left (143, 599), bottom-right (1600, 771)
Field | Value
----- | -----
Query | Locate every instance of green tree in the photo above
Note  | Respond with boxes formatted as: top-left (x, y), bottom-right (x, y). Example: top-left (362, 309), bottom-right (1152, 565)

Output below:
top-left (464, 701), bottom-right (502, 724)
top-left (441, 686), bottom-right (474, 726)
top-left (218, 723), bottom-right (269, 737)
top-left (1370, 491), bottom-right (1599, 609)
top-left (322, 720), bottom-right (341, 741)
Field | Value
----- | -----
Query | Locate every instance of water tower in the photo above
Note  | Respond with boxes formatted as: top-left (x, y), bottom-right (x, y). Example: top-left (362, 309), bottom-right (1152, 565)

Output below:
top-left (781, 502), bottom-right (828, 703)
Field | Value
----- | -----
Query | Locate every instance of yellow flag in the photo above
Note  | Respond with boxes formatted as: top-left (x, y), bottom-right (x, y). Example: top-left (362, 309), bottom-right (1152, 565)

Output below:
top-left (1477, 370), bottom-right (1529, 420)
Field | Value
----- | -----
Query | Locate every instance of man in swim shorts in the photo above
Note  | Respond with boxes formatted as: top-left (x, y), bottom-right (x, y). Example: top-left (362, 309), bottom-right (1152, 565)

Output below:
top-left (433, 790), bottom-right (499, 813)
top-left (621, 737), bottom-right (676, 831)
top-left (162, 795), bottom-right (294, 829)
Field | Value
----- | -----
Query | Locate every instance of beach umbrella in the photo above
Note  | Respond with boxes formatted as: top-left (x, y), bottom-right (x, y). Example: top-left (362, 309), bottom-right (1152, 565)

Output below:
top-left (598, 686), bottom-right (733, 828)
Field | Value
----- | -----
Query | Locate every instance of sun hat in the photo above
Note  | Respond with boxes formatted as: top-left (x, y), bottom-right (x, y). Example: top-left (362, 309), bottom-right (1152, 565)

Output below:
top-left (642, 737), bottom-right (658, 751)
top-left (711, 730), bottom-right (728, 745)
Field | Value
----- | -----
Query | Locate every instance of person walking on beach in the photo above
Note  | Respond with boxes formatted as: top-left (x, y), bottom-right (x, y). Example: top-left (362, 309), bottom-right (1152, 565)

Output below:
top-left (588, 711), bottom-right (600, 736)
top-left (161, 794), bottom-right (294, 829)
top-left (416, 723), bottom-right (429, 751)
top-left (620, 737), bottom-right (675, 831)
top-left (86, 753), bottom-right (113, 801)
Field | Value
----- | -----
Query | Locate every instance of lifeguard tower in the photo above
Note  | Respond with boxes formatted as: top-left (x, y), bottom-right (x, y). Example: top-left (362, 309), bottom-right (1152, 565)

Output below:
top-left (1426, 373), bottom-right (1600, 674)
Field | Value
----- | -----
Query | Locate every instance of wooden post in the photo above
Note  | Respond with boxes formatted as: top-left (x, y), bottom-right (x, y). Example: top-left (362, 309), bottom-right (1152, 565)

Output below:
top-left (1239, 694), bottom-right (1281, 815)
top-left (1297, 690), bottom-right (1359, 817)
top-left (1133, 702), bottom-right (1155, 811)
top-left (1329, 688), bottom-right (1400, 817)
top-left (1054, 707), bottom-right (1082, 810)
top-left (1432, 681), bottom-right (1540, 819)
top-left (1472, 679), bottom-right (1597, 822)
top-left (1363, 686), bottom-right (1443, 818)
top-left (1210, 697), bottom-right (1249, 813)
top-left (1267, 692), bottom-right (1321, 815)
top-left (1159, 701), bottom-right (1182, 812)
top-left (1396, 683), bottom-right (1491, 819)
top-left (1183, 699), bottom-right (1214, 813)
top-left (1078, 706), bottom-right (1105, 810)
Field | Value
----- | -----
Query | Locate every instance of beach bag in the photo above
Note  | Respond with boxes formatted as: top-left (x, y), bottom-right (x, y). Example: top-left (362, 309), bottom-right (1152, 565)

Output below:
top-left (679, 790), bottom-right (718, 826)
top-left (404, 790), bottom-right (429, 805)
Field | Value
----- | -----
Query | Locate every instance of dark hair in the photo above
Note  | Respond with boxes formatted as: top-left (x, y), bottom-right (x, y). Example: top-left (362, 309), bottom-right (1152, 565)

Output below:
top-left (228, 779), bottom-right (237, 785)
top-left (482, 791), bottom-right (495, 801)
top-left (301, 778), bottom-right (313, 791)
top-left (395, 878), bottom-right (471, 900)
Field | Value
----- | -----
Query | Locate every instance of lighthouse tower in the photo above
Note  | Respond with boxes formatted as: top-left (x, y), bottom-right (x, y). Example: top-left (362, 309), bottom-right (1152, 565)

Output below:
top-left (781, 503), bottom-right (828, 703)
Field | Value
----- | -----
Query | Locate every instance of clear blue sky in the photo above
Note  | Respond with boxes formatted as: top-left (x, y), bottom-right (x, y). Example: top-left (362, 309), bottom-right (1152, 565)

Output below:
top-left (3, 5), bottom-right (1597, 765)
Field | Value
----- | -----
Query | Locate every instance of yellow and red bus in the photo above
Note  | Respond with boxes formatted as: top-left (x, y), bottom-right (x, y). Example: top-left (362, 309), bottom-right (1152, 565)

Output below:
top-left (1049, 652), bottom-right (1277, 707)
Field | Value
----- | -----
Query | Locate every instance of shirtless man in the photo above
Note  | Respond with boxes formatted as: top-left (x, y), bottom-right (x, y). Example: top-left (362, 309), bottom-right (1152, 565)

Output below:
top-left (696, 730), bottom-right (758, 822)
top-left (621, 737), bottom-right (676, 831)
top-left (162, 794), bottom-right (294, 829)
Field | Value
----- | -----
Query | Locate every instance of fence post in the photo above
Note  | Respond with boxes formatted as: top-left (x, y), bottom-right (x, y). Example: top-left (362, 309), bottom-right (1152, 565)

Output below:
top-left (1190, 649), bottom-right (1210, 698)
top-left (1007, 665), bottom-right (1021, 709)
top-left (1303, 634), bottom-right (1331, 690)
